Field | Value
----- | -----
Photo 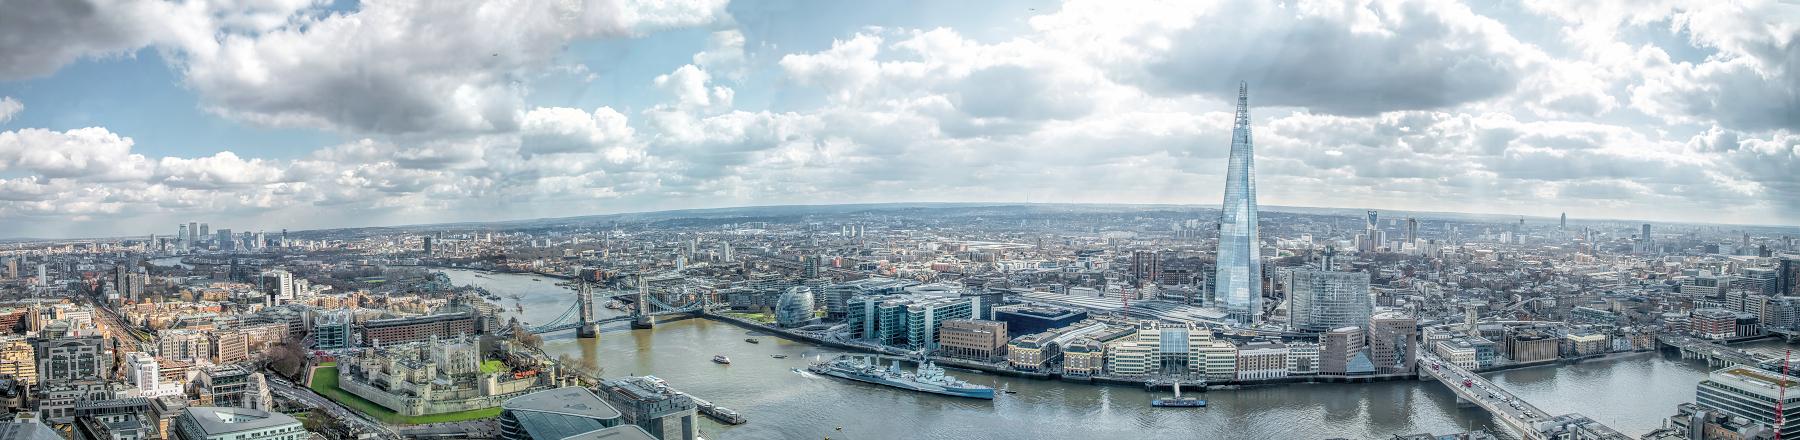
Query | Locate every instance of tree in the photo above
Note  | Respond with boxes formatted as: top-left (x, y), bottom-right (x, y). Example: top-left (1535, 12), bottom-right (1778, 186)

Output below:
top-left (301, 409), bottom-right (335, 435)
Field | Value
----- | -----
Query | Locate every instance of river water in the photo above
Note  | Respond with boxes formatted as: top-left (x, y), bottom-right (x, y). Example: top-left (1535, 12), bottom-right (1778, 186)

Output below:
top-left (438, 268), bottom-right (1775, 439)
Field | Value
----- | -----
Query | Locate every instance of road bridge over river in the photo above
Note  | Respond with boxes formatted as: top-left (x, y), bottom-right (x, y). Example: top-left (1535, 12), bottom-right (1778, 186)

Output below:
top-left (1418, 353), bottom-right (1632, 440)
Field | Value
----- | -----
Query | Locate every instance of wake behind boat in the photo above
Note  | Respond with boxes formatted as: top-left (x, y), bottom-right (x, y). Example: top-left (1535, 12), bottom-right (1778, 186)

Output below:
top-left (806, 355), bottom-right (994, 400)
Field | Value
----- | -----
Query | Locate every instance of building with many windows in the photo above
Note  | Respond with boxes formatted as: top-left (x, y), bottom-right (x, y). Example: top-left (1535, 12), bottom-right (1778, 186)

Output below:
top-left (1061, 338), bottom-right (1106, 376)
top-left (1106, 321), bottom-right (1233, 380)
top-left (361, 312), bottom-right (479, 346)
top-left (845, 294), bottom-right (979, 350)
top-left (596, 376), bottom-right (697, 440)
top-left (820, 278), bottom-right (915, 321)
top-left (33, 334), bottom-right (109, 382)
top-left (499, 386), bottom-right (622, 440)
top-left (1367, 311), bottom-right (1417, 375)
top-left (775, 286), bottom-right (816, 328)
top-left (937, 319), bottom-right (1007, 362)
top-left (1286, 269), bottom-right (1372, 333)
top-left (1235, 342), bottom-right (1288, 380)
top-left (1696, 366), bottom-right (1800, 439)
top-left (1321, 326), bottom-right (1370, 375)
top-left (1214, 83), bottom-right (1263, 324)
top-left (993, 305), bottom-right (1087, 338)
top-left (174, 407), bottom-right (304, 440)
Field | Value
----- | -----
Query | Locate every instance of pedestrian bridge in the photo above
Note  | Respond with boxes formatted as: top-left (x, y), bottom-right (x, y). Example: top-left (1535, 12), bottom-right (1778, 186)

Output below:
top-left (1418, 353), bottom-right (1631, 440)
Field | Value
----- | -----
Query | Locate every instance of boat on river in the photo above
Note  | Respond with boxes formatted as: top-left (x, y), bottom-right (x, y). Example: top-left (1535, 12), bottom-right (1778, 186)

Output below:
top-left (1151, 382), bottom-right (1206, 408)
top-left (807, 355), bottom-right (993, 400)
top-left (713, 355), bottom-right (731, 364)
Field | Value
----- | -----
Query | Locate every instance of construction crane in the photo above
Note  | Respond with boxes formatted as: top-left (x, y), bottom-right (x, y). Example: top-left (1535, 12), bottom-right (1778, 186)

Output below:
top-left (1780, 349), bottom-right (1791, 440)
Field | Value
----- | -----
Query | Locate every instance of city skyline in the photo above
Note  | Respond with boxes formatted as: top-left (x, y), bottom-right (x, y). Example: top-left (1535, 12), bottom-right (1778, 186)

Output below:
top-left (1, 0), bottom-right (1797, 238)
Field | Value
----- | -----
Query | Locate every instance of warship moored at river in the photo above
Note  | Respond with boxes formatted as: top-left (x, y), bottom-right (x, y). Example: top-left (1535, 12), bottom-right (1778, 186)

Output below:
top-left (807, 355), bottom-right (994, 400)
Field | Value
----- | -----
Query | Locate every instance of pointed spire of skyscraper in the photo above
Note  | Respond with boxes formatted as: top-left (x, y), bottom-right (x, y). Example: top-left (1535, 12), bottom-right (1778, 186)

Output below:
top-left (1216, 81), bottom-right (1262, 324)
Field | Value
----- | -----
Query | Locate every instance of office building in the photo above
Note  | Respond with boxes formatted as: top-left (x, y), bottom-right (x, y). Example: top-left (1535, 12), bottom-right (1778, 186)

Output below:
top-left (1287, 269), bottom-right (1373, 333)
top-left (1130, 250), bottom-right (1161, 286)
top-left (1368, 311), bottom-right (1417, 375)
top-left (1235, 341), bottom-right (1289, 380)
top-left (499, 386), bottom-right (623, 440)
top-left (174, 407), bottom-right (304, 440)
top-left (1286, 342), bottom-right (1320, 375)
top-left (1214, 82), bottom-right (1263, 324)
top-left (197, 365), bottom-right (256, 409)
top-left (1506, 330), bottom-right (1561, 363)
top-left (1321, 326), bottom-right (1372, 376)
top-left (0, 337), bottom-right (36, 384)
top-left (158, 329), bottom-right (212, 362)
top-left (844, 294), bottom-right (978, 350)
top-left (33, 335), bottom-right (109, 382)
top-left (1434, 339), bottom-right (1479, 370)
top-left (819, 278), bottom-right (910, 321)
top-left (1691, 308), bottom-right (1740, 340)
top-left (774, 286), bottom-right (815, 328)
top-left (125, 352), bottom-right (181, 398)
top-left (597, 376), bottom-right (697, 440)
top-left (1061, 338), bottom-right (1106, 376)
top-left (1106, 321), bottom-right (1233, 380)
top-left (1780, 256), bottom-right (1800, 296)
top-left (0, 415), bottom-right (62, 440)
top-left (937, 319), bottom-right (1007, 362)
top-left (1696, 366), bottom-right (1800, 439)
top-left (361, 312), bottom-right (479, 346)
top-left (993, 305), bottom-right (1087, 338)
top-left (1405, 217), bottom-right (1419, 246)
top-left (312, 311), bottom-right (354, 350)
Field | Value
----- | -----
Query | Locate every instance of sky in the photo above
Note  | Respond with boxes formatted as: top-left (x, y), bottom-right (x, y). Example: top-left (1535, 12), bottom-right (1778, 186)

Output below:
top-left (0, 0), bottom-right (1796, 238)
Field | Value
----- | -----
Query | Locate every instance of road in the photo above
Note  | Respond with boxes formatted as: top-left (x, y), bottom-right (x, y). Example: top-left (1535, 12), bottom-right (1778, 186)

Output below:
top-left (265, 373), bottom-right (400, 439)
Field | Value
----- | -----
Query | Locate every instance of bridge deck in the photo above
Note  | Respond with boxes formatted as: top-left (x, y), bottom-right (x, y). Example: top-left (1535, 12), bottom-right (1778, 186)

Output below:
top-left (1418, 353), bottom-right (1630, 440)
top-left (1659, 335), bottom-right (1771, 368)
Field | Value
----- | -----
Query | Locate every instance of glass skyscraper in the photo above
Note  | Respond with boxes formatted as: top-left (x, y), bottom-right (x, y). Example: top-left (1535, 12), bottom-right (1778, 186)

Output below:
top-left (1215, 82), bottom-right (1261, 324)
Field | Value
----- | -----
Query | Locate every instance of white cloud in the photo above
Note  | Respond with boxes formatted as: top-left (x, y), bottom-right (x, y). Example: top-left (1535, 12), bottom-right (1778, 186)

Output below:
top-left (3, 0), bottom-right (1799, 236)
top-left (519, 106), bottom-right (639, 157)
top-left (0, 97), bottom-right (21, 123)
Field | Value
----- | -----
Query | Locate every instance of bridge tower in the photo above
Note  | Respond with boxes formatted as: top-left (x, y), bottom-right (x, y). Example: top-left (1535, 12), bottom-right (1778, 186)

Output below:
top-left (631, 274), bottom-right (655, 329)
top-left (575, 279), bottom-right (600, 338)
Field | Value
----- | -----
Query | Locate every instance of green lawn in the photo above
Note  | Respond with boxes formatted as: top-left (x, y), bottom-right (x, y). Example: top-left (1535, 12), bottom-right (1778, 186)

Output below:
top-left (725, 312), bottom-right (776, 324)
top-left (480, 360), bottom-right (506, 374)
top-left (308, 364), bottom-right (502, 425)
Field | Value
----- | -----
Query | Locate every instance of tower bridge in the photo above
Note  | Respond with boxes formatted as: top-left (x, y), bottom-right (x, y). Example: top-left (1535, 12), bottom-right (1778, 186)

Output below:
top-left (498, 274), bottom-right (710, 337)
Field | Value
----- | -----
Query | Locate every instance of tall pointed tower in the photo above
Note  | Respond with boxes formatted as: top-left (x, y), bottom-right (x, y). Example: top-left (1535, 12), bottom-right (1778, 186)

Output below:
top-left (1215, 82), bottom-right (1262, 324)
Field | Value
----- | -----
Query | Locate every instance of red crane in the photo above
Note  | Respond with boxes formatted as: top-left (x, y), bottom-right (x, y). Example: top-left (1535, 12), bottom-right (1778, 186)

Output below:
top-left (1780, 349), bottom-right (1792, 440)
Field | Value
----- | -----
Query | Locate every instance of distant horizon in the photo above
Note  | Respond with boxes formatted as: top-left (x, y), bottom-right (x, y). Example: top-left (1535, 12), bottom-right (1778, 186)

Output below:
top-left (8, 200), bottom-right (1796, 243)
top-left (2, 1), bottom-right (1794, 241)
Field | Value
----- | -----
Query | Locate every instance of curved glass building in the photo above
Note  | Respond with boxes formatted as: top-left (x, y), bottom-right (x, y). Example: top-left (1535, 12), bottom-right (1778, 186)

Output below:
top-left (498, 386), bottom-right (621, 440)
top-left (1215, 82), bottom-right (1262, 324)
top-left (776, 286), bottom-right (816, 328)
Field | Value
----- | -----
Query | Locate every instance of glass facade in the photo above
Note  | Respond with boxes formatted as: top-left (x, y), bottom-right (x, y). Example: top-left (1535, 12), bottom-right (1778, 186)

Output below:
top-left (1287, 269), bottom-right (1372, 333)
top-left (1215, 82), bottom-right (1262, 324)
top-left (775, 286), bottom-right (815, 328)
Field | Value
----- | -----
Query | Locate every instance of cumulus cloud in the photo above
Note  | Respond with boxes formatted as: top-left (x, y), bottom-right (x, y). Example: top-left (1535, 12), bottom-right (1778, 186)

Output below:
top-left (2, 0), bottom-right (1798, 236)
top-left (0, 97), bottom-right (19, 123)
top-left (519, 106), bottom-right (638, 156)
top-left (171, 0), bottom-right (729, 135)
top-left (1033, 0), bottom-right (1536, 115)
top-left (0, 0), bottom-right (174, 80)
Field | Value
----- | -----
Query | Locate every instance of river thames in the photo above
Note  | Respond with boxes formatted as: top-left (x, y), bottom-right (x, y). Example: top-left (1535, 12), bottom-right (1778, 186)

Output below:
top-left (439, 268), bottom-right (1772, 439)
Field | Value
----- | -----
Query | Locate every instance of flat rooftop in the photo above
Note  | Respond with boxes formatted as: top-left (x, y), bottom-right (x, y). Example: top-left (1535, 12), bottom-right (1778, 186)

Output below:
top-left (502, 386), bottom-right (621, 420)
